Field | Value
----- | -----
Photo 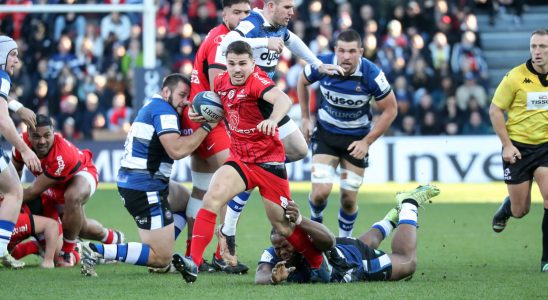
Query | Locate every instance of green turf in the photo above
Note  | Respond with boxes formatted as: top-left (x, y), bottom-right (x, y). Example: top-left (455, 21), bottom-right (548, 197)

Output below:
top-left (1, 183), bottom-right (547, 299)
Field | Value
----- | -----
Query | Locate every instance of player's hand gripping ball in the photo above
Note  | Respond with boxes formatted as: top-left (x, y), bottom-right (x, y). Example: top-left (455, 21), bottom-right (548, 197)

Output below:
top-left (192, 91), bottom-right (224, 123)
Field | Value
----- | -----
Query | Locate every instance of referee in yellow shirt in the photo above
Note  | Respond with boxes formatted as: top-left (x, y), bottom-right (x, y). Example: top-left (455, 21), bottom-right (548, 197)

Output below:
top-left (489, 28), bottom-right (548, 272)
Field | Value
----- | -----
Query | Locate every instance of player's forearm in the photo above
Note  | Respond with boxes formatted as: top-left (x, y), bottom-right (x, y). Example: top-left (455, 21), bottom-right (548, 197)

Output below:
top-left (23, 186), bottom-right (44, 202)
top-left (0, 101), bottom-right (31, 153)
top-left (286, 31), bottom-right (322, 69)
top-left (363, 102), bottom-right (397, 146)
top-left (269, 99), bottom-right (292, 124)
top-left (489, 104), bottom-right (513, 147)
top-left (172, 129), bottom-right (210, 159)
top-left (221, 31), bottom-right (268, 51)
top-left (255, 268), bottom-right (274, 285)
top-left (297, 73), bottom-right (311, 119)
top-left (42, 221), bottom-right (60, 263)
top-left (298, 218), bottom-right (335, 251)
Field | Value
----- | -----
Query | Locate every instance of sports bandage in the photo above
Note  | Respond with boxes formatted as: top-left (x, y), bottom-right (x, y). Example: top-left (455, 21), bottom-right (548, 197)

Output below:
top-left (191, 171), bottom-right (213, 191)
top-left (186, 196), bottom-right (203, 219)
top-left (310, 163), bottom-right (336, 184)
top-left (339, 169), bottom-right (363, 191)
top-left (8, 100), bottom-right (23, 112)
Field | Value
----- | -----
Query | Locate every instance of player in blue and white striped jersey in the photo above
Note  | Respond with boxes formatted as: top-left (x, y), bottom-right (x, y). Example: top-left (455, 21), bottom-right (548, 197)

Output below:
top-left (81, 74), bottom-right (215, 276)
top-left (0, 35), bottom-right (41, 267)
top-left (298, 29), bottom-right (398, 238)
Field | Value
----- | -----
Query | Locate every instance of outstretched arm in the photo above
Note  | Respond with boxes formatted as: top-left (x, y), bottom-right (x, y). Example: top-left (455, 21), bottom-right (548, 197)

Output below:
top-left (285, 31), bottom-right (343, 75)
top-left (285, 201), bottom-right (335, 251)
top-left (32, 215), bottom-right (60, 269)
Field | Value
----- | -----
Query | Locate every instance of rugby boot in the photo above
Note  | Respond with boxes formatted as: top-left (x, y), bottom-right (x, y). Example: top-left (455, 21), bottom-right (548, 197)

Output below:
top-left (396, 184), bottom-right (440, 208)
top-left (80, 242), bottom-right (99, 277)
top-left (172, 254), bottom-right (198, 283)
top-left (492, 196), bottom-right (511, 233)
top-left (541, 261), bottom-right (548, 273)
top-left (383, 207), bottom-right (399, 227)
top-left (1, 251), bottom-right (25, 269)
top-left (55, 250), bottom-right (80, 267)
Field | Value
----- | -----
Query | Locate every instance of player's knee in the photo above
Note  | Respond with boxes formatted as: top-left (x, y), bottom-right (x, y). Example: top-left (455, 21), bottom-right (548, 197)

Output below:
top-left (340, 195), bottom-right (356, 211)
top-left (340, 169), bottom-right (363, 192)
top-left (148, 251), bottom-right (172, 268)
top-left (285, 143), bottom-right (308, 162)
top-left (311, 188), bottom-right (330, 204)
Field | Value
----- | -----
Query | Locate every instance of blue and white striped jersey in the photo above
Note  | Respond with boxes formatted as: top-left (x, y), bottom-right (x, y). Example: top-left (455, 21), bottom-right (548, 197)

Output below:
top-left (304, 54), bottom-right (392, 136)
top-left (0, 70), bottom-right (12, 100)
top-left (117, 95), bottom-right (180, 191)
top-left (234, 8), bottom-right (290, 77)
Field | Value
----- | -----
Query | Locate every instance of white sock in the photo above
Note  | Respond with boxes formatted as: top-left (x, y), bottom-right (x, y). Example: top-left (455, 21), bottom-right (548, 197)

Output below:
top-left (398, 203), bottom-right (418, 227)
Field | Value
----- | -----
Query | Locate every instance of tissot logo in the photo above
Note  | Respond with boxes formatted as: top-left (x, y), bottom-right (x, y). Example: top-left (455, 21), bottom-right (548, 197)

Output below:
top-left (523, 78), bottom-right (532, 84)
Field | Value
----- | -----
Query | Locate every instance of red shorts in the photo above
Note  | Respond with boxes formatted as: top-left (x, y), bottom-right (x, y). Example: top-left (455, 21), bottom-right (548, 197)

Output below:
top-left (225, 158), bottom-right (292, 208)
top-left (8, 212), bottom-right (34, 250)
top-left (41, 164), bottom-right (99, 207)
top-left (181, 106), bottom-right (231, 159)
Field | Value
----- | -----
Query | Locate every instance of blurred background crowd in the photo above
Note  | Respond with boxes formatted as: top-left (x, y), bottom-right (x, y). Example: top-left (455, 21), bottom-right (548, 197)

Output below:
top-left (0, 0), bottom-right (540, 140)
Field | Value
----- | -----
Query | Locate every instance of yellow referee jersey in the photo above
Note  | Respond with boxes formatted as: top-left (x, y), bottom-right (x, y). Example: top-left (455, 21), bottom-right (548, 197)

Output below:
top-left (492, 59), bottom-right (548, 144)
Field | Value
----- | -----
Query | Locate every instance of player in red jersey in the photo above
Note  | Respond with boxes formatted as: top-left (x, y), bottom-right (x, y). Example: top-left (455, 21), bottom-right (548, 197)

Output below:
top-left (181, 0), bottom-right (252, 273)
top-left (11, 115), bottom-right (124, 267)
top-left (3, 202), bottom-right (62, 269)
top-left (173, 41), bottom-right (331, 283)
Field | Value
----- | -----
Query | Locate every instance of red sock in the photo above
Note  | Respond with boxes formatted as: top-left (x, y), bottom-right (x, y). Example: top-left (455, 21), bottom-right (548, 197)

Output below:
top-left (61, 239), bottom-right (77, 253)
top-left (102, 229), bottom-right (114, 244)
top-left (185, 239), bottom-right (191, 257)
top-left (11, 241), bottom-right (40, 259)
top-left (286, 227), bottom-right (323, 268)
top-left (214, 242), bottom-right (222, 259)
top-left (189, 209), bottom-right (217, 266)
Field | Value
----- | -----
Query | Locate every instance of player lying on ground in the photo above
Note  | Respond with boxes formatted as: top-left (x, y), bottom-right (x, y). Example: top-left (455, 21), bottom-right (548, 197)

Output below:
top-left (255, 184), bottom-right (440, 284)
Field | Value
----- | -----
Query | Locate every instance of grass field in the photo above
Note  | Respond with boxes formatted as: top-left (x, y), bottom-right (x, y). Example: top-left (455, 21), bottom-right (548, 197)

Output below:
top-left (1, 182), bottom-right (547, 299)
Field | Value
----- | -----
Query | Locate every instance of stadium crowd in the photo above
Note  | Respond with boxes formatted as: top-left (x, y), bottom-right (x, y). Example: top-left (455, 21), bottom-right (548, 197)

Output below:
top-left (0, 0), bottom-right (498, 139)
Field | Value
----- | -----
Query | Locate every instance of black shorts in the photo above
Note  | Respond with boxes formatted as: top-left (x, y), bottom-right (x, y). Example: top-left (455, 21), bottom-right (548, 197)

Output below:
top-left (118, 186), bottom-right (173, 230)
top-left (310, 124), bottom-right (369, 168)
top-left (336, 237), bottom-right (392, 282)
top-left (503, 141), bottom-right (548, 184)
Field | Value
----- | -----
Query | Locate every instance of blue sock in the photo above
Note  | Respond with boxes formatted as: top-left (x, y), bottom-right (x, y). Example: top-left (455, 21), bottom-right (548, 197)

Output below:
top-left (91, 242), bottom-right (150, 266)
top-left (338, 208), bottom-right (358, 237)
top-left (308, 195), bottom-right (327, 223)
top-left (173, 212), bottom-right (187, 240)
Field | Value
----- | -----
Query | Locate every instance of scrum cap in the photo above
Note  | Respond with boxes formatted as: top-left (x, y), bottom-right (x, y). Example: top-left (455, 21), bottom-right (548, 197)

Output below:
top-left (0, 36), bottom-right (18, 71)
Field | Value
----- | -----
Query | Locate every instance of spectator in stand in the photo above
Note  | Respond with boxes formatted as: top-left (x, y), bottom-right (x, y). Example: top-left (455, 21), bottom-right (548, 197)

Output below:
top-left (462, 110), bottom-right (491, 135)
top-left (53, 6), bottom-right (86, 42)
top-left (80, 92), bottom-right (105, 140)
top-left (439, 95), bottom-right (464, 133)
top-left (100, 12), bottom-right (132, 44)
top-left (0, 0), bottom-right (32, 40)
top-left (428, 32), bottom-right (451, 78)
top-left (106, 92), bottom-right (132, 132)
top-left (395, 115), bottom-right (418, 136)
top-left (456, 72), bottom-right (487, 111)
top-left (57, 94), bottom-right (79, 133)
top-left (450, 31), bottom-right (488, 84)
top-left (189, 1), bottom-right (218, 37)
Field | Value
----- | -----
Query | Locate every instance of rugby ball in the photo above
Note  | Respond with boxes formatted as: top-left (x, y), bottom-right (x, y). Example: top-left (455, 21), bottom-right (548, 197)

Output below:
top-left (192, 91), bottom-right (224, 123)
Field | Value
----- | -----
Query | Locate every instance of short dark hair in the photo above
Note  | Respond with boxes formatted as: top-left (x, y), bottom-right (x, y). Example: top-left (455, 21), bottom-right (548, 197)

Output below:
top-left (222, 0), bottom-right (250, 8)
top-left (532, 28), bottom-right (548, 37)
top-left (162, 73), bottom-right (190, 90)
top-left (226, 40), bottom-right (253, 58)
top-left (35, 114), bottom-right (53, 128)
top-left (336, 29), bottom-right (363, 48)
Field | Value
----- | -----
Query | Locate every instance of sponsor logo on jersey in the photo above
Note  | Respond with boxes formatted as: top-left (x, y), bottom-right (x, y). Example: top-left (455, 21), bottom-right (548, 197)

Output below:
top-left (527, 92), bottom-right (548, 110)
top-left (228, 90), bottom-right (235, 99)
top-left (523, 77), bottom-right (532, 84)
top-left (253, 73), bottom-right (272, 86)
top-left (259, 51), bottom-right (280, 65)
top-left (12, 224), bottom-right (29, 235)
top-left (322, 89), bottom-right (367, 107)
top-left (55, 155), bottom-right (65, 176)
